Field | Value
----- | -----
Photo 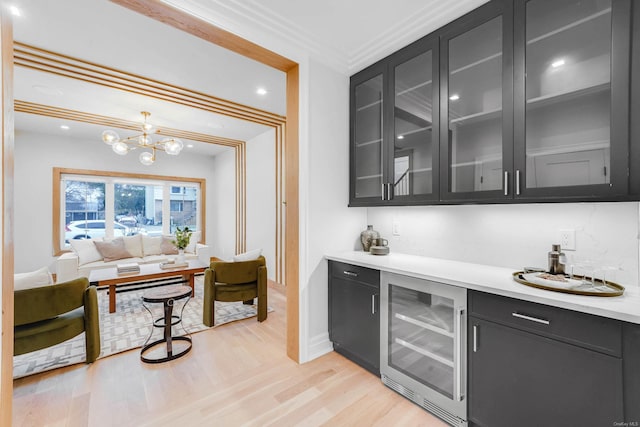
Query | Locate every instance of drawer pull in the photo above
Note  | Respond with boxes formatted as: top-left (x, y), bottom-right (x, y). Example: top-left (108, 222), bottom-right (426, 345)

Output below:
top-left (512, 312), bottom-right (550, 325)
top-left (343, 271), bottom-right (358, 278)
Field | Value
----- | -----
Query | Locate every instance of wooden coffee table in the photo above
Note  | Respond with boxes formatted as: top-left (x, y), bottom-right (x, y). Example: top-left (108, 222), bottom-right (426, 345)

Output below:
top-left (88, 260), bottom-right (208, 313)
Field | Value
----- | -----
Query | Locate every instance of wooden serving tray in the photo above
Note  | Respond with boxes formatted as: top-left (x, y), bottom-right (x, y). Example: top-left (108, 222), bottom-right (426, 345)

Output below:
top-left (513, 271), bottom-right (624, 297)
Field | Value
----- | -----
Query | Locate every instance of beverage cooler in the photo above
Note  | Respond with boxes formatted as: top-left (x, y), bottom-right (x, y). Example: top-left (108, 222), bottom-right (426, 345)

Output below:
top-left (380, 272), bottom-right (468, 427)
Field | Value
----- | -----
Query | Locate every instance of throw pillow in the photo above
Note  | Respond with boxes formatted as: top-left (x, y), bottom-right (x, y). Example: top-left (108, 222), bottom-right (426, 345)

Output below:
top-left (14, 266), bottom-right (54, 291)
top-left (233, 248), bottom-right (262, 262)
top-left (142, 235), bottom-right (163, 256)
top-left (94, 237), bottom-right (133, 262)
top-left (160, 236), bottom-right (179, 254)
top-left (185, 230), bottom-right (201, 254)
top-left (123, 234), bottom-right (143, 258)
top-left (70, 238), bottom-right (104, 266)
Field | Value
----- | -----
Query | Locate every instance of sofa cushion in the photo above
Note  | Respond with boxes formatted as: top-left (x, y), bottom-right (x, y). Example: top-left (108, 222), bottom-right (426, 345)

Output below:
top-left (142, 235), bottom-right (162, 256)
top-left (123, 234), bottom-right (143, 258)
top-left (233, 248), bottom-right (262, 262)
top-left (160, 236), bottom-right (179, 254)
top-left (14, 266), bottom-right (54, 291)
top-left (70, 238), bottom-right (104, 266)
top-left (93, 237), bottom-right (133, 262)
top-left (185, 231), bottom-right (201, 254)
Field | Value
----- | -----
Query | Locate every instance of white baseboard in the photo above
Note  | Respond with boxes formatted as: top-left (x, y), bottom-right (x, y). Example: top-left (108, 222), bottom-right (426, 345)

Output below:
top-left (305, 332), bottom-right (333, 362)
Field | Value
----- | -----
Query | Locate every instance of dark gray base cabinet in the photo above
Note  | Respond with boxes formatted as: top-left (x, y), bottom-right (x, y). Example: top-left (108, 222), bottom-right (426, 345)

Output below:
top-left (467, 290), bottom-right (639, 427)
top-left (328, 261), bottom-right (380, 375)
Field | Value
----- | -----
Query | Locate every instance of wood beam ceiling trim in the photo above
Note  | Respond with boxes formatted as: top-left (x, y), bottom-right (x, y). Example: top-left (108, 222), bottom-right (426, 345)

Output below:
top-left (14, 100), bottom-right (243, 148)
top-left (110, 0), bottom-right (297, 73)
top-left (14, 42), bottom-right (286, 127)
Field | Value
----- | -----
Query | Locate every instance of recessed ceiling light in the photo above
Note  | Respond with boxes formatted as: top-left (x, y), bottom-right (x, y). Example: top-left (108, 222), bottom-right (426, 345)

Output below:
top-left (256, 87), bottom-right (268, 96)
top-left (60, 125), bottom-right (70, 130)
top-left (551, 59), bottom-right (565, 68)
top-left (186, 144), bottom-right (194, 148)
top-left (9, 6), bottom-right (21, 16)
top-left (397, 135), bottom-right (404, 140)
top-left (449, 94), bottom-right (460, 101)
top-left (32, 85), bottom-right (63, 96)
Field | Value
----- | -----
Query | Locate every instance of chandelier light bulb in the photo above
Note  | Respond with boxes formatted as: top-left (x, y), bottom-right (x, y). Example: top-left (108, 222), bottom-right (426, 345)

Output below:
top-left (139, 135), bottom-right (152, 146)
top-left (139, 151), bottom-right (155, 165)
top-left (102, 130), bottom-right (120, 145)
top-left (164, 138), bottom-right (184, 155)
top-left (112, 141), bottom-right (129, 155)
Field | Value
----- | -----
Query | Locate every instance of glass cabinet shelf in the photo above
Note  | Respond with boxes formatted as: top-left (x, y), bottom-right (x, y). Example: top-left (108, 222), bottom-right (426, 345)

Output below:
top-left (356, 100), bottom-right (383, 112)
top-left (395, 312), bottom-right (454, 338)
top-left (450, 107), bottom-right (502, 126)
top-left (527, 8), bottom-right (611, 45)
top-left (355, 138), bottom-right (383, 148)
top-left (396, 80), bottom-right (433, 96)
top-left (450, 52), bottom-right (502, 75)
top-left (355, 174), bottom-right (383, 181)
top-left (527, 82), bottom-right (610, 109)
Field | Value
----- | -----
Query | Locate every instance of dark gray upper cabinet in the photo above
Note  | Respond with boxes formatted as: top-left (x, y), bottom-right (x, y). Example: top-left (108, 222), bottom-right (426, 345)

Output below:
top-left (440, 0), bottom-right (513, 202)
top-left (349, 0), bottom-right (635, 206)
top-left (512, 0), bottom-right (631, 200)
top-left (350, 36), bottom-right (439, 206)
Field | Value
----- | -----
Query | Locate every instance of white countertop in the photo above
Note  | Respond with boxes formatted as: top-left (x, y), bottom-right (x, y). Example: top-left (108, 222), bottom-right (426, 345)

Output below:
top-left (325, 251), bottom-right (640, 324)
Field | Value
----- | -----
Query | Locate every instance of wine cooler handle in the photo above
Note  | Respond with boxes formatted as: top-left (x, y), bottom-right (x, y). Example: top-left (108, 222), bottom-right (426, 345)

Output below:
top-left (454, 307), bottom-right (465, 402)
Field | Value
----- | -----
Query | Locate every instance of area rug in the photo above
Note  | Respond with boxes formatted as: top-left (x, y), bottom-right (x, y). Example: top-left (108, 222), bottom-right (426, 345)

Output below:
top-left (13, 277), bottom-right (272, 379)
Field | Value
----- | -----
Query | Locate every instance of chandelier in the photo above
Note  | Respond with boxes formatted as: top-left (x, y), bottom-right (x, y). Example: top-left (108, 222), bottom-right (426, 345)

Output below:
top-left (101, 111), bottom-right (184, 165)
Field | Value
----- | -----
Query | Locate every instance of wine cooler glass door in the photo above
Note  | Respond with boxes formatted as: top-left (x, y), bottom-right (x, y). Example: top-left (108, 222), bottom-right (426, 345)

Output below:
top-left (381, 272), bottom-right (467, 423)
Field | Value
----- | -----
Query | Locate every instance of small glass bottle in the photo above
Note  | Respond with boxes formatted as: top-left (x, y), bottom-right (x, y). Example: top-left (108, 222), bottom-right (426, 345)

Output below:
top-left (548, 244), bottom-right (566, 275)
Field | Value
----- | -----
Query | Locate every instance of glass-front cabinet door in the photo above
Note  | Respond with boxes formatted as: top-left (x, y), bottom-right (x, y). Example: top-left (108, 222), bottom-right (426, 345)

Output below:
top-left (513, 0), bottom-right (630, 198)
top-left (350, 64), bottom-right (385, 204)
top-left (388, 38), bottom-right (439, 203)
top-left (440, 1), bottom-right (513, 202)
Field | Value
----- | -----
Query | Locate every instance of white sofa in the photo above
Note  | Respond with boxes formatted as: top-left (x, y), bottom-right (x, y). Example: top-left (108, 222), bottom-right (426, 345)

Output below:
top-left (56, 233), bottom-right (212, 283)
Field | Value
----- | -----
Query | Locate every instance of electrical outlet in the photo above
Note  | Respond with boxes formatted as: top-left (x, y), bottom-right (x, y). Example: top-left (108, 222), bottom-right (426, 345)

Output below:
top-left (559, 229), bottom-right (576, 251)
top-left (392, 221), bottom-right (401, 236)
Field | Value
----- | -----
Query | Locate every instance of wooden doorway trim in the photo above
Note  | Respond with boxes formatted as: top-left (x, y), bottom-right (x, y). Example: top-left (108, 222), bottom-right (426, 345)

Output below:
top-left (0, 8), bottom-right (14, 426)
top-left (109, 0), bottom-right (301, 362)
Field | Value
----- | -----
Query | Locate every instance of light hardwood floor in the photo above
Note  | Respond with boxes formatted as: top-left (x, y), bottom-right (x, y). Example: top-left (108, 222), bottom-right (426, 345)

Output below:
top-left (13, 283), bottom-right (447, 427)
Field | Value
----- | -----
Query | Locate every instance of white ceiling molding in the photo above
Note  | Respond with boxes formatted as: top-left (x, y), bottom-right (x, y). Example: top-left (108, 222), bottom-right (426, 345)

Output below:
top-left (163, 0), bottom-right (349, 73)
top-left (164, 0), bottom-right (490, 75)
top-left (348, 0), bottom-right (490, 73)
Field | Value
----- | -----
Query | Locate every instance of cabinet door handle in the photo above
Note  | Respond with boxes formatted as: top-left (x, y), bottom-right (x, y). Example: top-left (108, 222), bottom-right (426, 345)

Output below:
top-left (387, 183), bottom-right (394, 200)
top-left (512, 312), bottom-right (550, 325)
top-left (473, 324), bottom-right (478, 353)
top-left (516, 169), bottom-right (521, 196)
top-left (343, 271), bottom-right (358, 278)
top-left (503, 171), bottom-right (509, 196)
top-left (381, 183), bottom-right (386, 201)
top-left (371, 294), bottom-right (377, 314)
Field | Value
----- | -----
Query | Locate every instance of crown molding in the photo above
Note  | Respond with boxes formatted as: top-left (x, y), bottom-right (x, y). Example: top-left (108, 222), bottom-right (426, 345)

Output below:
top-left (348, 0), bottom-right (489, 73)
top-left (164, 0), bottom-right (489, 76)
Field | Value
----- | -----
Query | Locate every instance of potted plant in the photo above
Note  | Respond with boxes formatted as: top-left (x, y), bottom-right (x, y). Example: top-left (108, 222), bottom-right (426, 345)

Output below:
top-left (172, 226), bottom-right (193, 263)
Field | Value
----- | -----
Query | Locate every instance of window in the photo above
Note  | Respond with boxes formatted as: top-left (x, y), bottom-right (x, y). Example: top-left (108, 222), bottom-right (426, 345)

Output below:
top-left (54, 168), bottom-right (205, 254)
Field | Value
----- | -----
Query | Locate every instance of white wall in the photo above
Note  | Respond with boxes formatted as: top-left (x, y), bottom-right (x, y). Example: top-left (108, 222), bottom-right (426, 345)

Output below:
top-left (13, 130), bottom-right (224, 273)
top-left (209, 146), bottom-right (236, 260)
top-left (367, 202), bottom-right (640, 288)
top-left (301, 59), bottom-right (367, 361)
top-left (246, 128), bottom-right (276, 280)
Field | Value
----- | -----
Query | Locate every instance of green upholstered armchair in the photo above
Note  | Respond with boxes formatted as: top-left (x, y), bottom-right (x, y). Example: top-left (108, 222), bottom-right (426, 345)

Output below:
top-left (14, 277), bottom-right (101, 363)
top-left (203, 256), bottom-right (267, 327)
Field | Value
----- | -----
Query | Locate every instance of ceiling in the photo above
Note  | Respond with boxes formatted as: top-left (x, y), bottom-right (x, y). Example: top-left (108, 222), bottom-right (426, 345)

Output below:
top-left (10, 0), bottom-right (488, 161)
